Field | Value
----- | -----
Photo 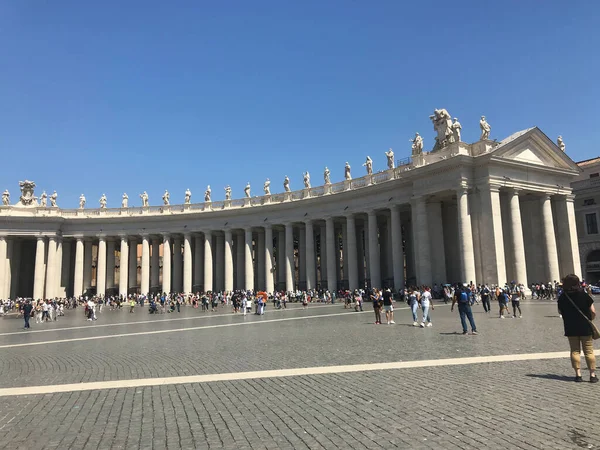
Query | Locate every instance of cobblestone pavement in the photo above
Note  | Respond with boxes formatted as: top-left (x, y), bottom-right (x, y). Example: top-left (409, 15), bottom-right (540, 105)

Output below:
top-left (1, 300), bottom-right (599, 449)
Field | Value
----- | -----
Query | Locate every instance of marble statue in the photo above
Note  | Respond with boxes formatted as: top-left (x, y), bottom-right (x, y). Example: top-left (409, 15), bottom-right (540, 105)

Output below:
top-left (283, 176), bottom-right (291, 193)
top-left (140, 191), bottom-right (149, 207)
top-left (244, 182), bottom-right (251, 198)
top-left (99, 194), bottom-right (107, 209)
top-left (204, 185), bottom-right (212, 202)
top-left (363, 156), bottom-right (373, 175)
top-left (50, 191), bottom-right (58, 207)
top-left (122, 193), bottom-right (128, 208)
top-left (224, 185), bottom-right (232, 201)
top-left (344, 162), bottom-right (352, 181)
top-left (385, 149), bottom-right (395, 170)
top-left (480, 115), bottom-right (491, 140)
top-left (264, 179), bottom-right (271, 195)
top-left (410, 133), bottom-right (423, 156)
top-left (451, 118), bottom-right (462, 143)
top-left (303, 172), bottom-right (311, 189)
top-left (79, 194), bottom-right (86, 209)
top-left (40, 191), bottom-right (48, 207)
top-left (17, 180), bottom-right (37, 207)
top-left (162, 190), bottom-right (170, 206)
top-left (2, 189), bottom-right (10, 206)
top-left (429, 108), bottom-right (453, 150)
top-left (557, 135), bottom-right (565, 152)
top-left (324, 167), bottom-right (331, 184)
top-left (184, 189), bottom-right (191, 204)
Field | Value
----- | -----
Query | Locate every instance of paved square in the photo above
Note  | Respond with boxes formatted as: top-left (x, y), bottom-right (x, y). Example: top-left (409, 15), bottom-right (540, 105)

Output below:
top-left (1, 300), bottom-right (599, 449)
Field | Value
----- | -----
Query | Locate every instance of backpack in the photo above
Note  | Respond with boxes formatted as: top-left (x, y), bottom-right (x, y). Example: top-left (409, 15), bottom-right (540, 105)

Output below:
top-left (459, 291), bottom-right (468, 303)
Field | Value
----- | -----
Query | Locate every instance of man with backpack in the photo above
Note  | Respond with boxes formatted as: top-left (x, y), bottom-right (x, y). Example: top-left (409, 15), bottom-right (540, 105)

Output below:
top-left (451, 284), bottom-right (478, 335)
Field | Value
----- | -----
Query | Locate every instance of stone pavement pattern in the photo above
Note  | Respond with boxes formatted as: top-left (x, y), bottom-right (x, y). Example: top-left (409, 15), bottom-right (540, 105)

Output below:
top-left (0, 302), bottom-right (599, 449)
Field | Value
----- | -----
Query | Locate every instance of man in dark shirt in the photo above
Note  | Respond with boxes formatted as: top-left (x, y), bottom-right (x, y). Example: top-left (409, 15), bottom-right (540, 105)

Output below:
top-left (21, 300), bottom-right (33, 329)
top-left (382, 288), bottom-right (395, 324)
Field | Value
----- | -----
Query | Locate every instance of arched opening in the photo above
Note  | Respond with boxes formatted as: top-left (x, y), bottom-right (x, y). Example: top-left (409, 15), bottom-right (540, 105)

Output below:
top-left (585, 250), bottom-right (600, 284)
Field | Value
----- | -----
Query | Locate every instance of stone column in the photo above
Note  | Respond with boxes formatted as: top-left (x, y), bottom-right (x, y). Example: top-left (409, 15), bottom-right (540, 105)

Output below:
top-left (194, 235), bottom-right (203, 290)
top-left (367, 211), bottom-right (381, 289)
top-left (128, 238), bottom-right (138, 292)
top-left (319, 225), bottom-right (327, 285)
top-left (172, 237), bottom-right (183, 293)
top-left (45, 236), bottom-right (58, 299)
top-left (277, 230), bottom-right (285, 288)
top-left (479, 185), bottom-right (506, 286)
top-left (346, 214), bottom-right (359, 291)
top-left (264, 225), bottom-right (275, 293)
top-left (566, 195), bottom-right (582, 278)
top-left (119, 237), bottom-right (129, 297)
top-left (540, 194), bottom-right (560, 283)
top-left (106, 239), bottom-right (115, 290)
top-left (162, 235), bottom-right (172, 294)
top-left (33, 237), bottom-right (46, 300)
top-left (298, 227), bottom-right (306, 289)
top-left (285, 223), bottom-right (294, 292)
top-left (326, 217), bottom-right (337, 291)
top-left (56, 238), bottom-right (64, 297)
top-left (357, 225), bottom-right (365, 283)
top-left (215, 234), bottom-right (224, 292)
top-left (83, 240), bottom-right (93, 291)
top-left (257, 230), bottom-right (265, 290)
top-left (224, 230), bottom-right (234, 292)
top-left (0, 237), bottom-right (7, 299)
top-left (507, 188), bottom-right (528, 286)
top-left (183, 233), bottom-right (193, 294)
top-left (151, 238), bottom-right (160, 290)
top-left (457, 188), bottom-right (476, 285)
top-left (390, 205), bottom-right (404, 290)
top-left (236, 233), bottom-right (244, 290)
top-left (97, 237), bottom-right (107, 297)
top-left (427, 201), bottom-right (446, 285)
top-left (554, 195), bottom-right (582, 278)
top-left (204, 231), bottom-right (213, 292)
top-left (305, 220), bottom-right (316, 290)
top-left (8, 240), bottom-right (18, 299)
top-left (74, 238), bottom-right (85, 297)
top-left (244, 229), bottom-right (254, 291)
top-left (140, 236), bottom-right (150, 295)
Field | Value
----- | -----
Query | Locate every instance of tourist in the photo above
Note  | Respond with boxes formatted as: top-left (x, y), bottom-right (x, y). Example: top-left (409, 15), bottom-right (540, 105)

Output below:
top-left (497, 287), bottom-right (510, 318)
top-left (354, 289), bottom-right (363, 312)
top-left (451, 285), bottom-right (477, 335)
top-left (371, 288), bottom-right (382, 324)
top-left (382, 288), bottom-right (395, 324)
top-left (129, 298), bottom-right (135, 313)
top-left (557, 274), bottom-right (597, 383)
top-left (419, 286), bottom-right (433, 327)
top-left (21, 300), bottom-right (33, 329)
top-left (480, 284), bottom-right (491, 313)
top-left (511, 284), bottom-right (522, 318)
top-left (408, 288), bottom-right (419, 326)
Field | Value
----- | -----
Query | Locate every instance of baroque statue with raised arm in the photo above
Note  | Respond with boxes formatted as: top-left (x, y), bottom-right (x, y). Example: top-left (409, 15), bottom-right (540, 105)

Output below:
top-left (283, 176), bottom-right (291, 193)
top-left (324, 167), bottom-right (331, 184)
top-left (184, 189), bottom-right (191, 204)
top-left (557, 136), bottom-right (566, 152)
top-left (50, 191), bottom-right (58, 207)
top-left (363, 156), bottom-right (373, 175)
top-left (140, 191), bottom-right (149, 207)
top-left (99, 194), bottom-right (107, 209)
top-left (224, 185), bottom-right (232, 201)
top-left (344, 162), bottom-right (352, 181)
top-left (264, 179), bottom-right (271, 195)
top-left (480, 115), bottom-right (491, 140)
top-left (410, 133), bottom-right (423, 156)
top-left (79, 194), bottom-right (86, 209)
top-left (162, 190), bottom-right (170, 206)
top-left (244, 182), bottom-right (251, 198)
top-left (204, 185), bottom-right (212, 202)
top-left (429, 108), bottom-right (453, 150)
top-left (122, 193), bottom-right (129, 208)
top-left (385, 149), bottom-right (395, 170)
top-left (40, 191), bottom-right (48, 207)
top-left (451, 118), bottom-right (462, 143)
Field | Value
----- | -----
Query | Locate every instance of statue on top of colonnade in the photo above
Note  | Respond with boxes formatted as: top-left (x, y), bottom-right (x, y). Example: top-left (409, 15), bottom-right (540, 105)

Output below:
top-left (204, 185), bottom-right (212, 202)
top-left (303, 172), bottom-right (311, 189)
top-left (480, 115), bottom-right (491, 140)
top-left (363, 156), bottom-right (373, 175)
top-left (263, 179), bottom-right (271, 195)
top-left (122, 193), bottom-right (128, 208)
top-left (140, 191), bottom-right (149, 207)
top-left (162, 190), bottom-right (170, 206)
top-left (40, 191), bottom-right (48, 207)
top-left (79, 194), bottom-right (86, 209)
top-left (385, 148), bottom-right (395, 170)
top-left (557, 135), bottom-right (566, 152)
top-left (15, 180), bottom-right (37, 207)
top-left (283, 176), bottom-right (291, 193)
top-left (2, 189), bottom-right (10, 206)
top-left (224, 185), bottom-right (232, 200)
top-left (410, 133), bottom-right (423, 156)
top-left (324, 167), bottom-right (331, 184)
top-left (244, 182), bottom-right (251, 198)
top-left (429, 108), bottom-right (453, 151)
top-left (344, 162), bottom-right (352, 181)
top-left (99, 194), bottom-right (107, 209)
top-left (50, 191), bottom-right (58, 207)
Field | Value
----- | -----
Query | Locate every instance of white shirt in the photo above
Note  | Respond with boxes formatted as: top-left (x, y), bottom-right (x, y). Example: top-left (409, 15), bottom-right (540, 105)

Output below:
top-left (421, 291), bottom-right (432, 306)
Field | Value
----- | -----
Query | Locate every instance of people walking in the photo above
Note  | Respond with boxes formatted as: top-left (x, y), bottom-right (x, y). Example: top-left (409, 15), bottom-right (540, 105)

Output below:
top-left (21, 300), bottom-right (33, 329)
top-left (382, 288), bottom-right (395, 324)
top-left (371, 288), bottom-right (382, 324)
top-left (408, 288), bottom-right (419, 326)
top-left (419, 287), bottom-right (433, 327)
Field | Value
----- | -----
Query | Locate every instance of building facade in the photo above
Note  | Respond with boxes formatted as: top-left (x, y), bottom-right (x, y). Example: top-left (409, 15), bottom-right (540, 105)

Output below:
top-left (0, 126), bottom-right (582, 300)
top-left (572, 157), bottom-right (600, 283)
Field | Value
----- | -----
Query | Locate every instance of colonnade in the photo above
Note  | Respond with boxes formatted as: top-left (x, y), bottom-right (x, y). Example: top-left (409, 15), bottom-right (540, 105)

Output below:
top-left (0, 186), bottom-right (583, 300)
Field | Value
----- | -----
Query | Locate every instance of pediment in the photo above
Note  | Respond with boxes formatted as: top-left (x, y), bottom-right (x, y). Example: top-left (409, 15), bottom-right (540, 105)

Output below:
top-left (489, 127), bottom-right (581, 173)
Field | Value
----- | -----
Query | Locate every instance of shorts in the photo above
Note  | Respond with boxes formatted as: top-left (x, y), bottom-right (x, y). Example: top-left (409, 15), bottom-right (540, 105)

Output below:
top-left (511, 300), bottom-right (520, 307)
top-left (383, 305), bottom-right (393, 312)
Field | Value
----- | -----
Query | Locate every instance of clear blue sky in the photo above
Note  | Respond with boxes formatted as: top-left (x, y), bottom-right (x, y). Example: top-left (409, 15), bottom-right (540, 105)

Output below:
top-left (1, 1), bottom-right (598, 208)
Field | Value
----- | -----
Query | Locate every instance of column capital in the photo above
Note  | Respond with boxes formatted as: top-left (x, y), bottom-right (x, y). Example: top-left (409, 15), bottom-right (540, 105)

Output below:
top-left (541, 193), bottom-right (553, 201)
top-left (506, 186), bottom-right (523, 195)
top-left (119, 234), bottom-right (129, 242)
top-left (487, 183), bottom-right (502, 193)
top-left (204, 230), bottom-right (213, 237)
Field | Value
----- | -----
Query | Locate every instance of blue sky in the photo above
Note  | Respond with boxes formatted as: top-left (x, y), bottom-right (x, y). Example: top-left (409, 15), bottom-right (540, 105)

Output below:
top-left (1, 1), bottom-right (598, 208)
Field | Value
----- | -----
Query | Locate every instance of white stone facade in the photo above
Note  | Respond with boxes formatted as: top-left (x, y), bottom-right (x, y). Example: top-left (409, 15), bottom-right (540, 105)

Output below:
top-left (0, 127), bottom-right (582, 299)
